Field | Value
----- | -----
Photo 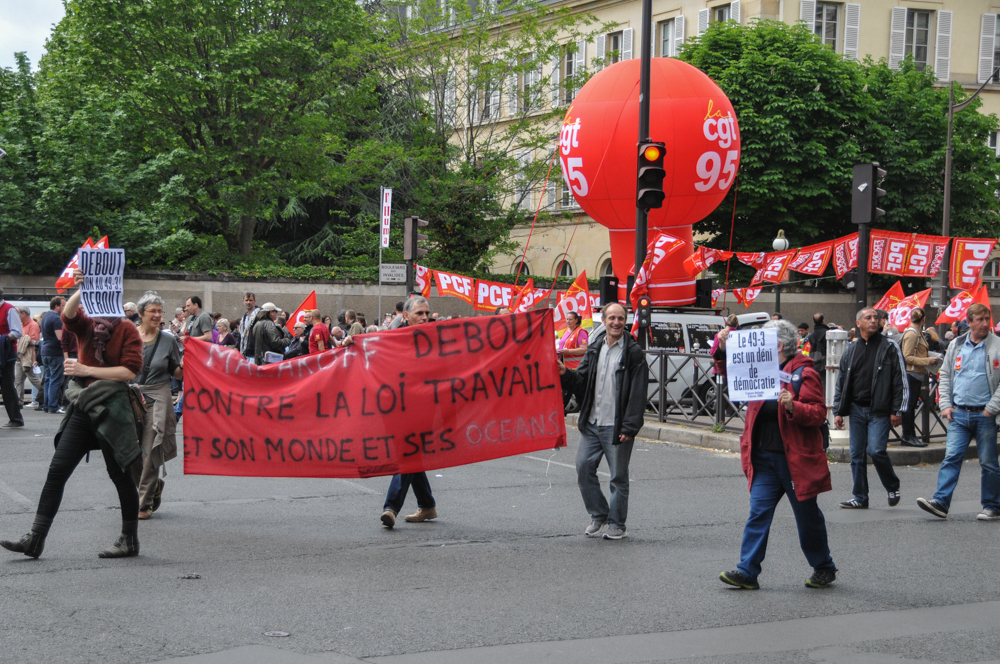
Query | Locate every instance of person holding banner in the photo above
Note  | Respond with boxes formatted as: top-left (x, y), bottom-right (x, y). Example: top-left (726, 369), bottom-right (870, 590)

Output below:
top-left (720, 320), bottom-right (837, 590)
top-left (558, 302), bottom-right (647, 541)
top-left (557, 311), bottom-right (589, 370)
top-left (1, 268), bottom-right (144, 559)
top-left (833, 308), bottom-right (907, 510)
top-left (380, 297), bottom-right (438, 529)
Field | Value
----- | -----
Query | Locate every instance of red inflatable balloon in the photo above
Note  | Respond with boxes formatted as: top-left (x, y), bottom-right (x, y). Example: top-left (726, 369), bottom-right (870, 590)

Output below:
top-left (559, 58), bottom-right (740, 304)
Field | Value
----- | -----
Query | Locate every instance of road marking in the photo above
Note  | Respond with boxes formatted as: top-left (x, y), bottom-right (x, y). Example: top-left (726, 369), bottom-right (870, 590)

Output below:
top-left (0, 479), bottom-right (33, 507)
top-left (525, 455), bottom-right (610, 478)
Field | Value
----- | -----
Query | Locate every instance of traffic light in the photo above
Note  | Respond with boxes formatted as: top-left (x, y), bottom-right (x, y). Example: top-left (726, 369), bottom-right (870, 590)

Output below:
top-left (404, 216), bottom-right (428, 261)
top-left (851, 162), bottom-right (887, 225)
top-left (636, 141), bottom-right (666, 209)
top-left (636, 294), bottom-right (652, 329)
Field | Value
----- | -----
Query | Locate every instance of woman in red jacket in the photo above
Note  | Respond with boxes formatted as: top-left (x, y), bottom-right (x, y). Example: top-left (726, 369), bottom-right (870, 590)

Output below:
top-left (718, 319), bottom-right (837, 590)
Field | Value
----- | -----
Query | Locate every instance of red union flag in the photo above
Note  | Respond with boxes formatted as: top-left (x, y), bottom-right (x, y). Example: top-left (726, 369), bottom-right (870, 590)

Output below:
top-left (55, 236), bottom-right (109, 293)
top-left (732, 286), bottom-right (762, 308)
top-left (868, 230), bottom-right (911, 275)
top-left (286, 290), bottom-right (318, 334)
top-left (512, 287), bottom-right (552, 313)
top-left (788, 241), bottom-right (833, 276)
top-left (902, 235), bottom-right (950, 278)
top-left (832, 233), bottom-right (859, 279)
top-left (474, 280), bottom-right (517, 312)
top-left (711, 288), bottom-right (725, 308)
top-left (682, 246), bottom-right (734, 278)
top-left (433, 270), bottom-right (475, 304)
top-left (753, 250), bottom-right (798, 285)
top-left (873, 281), bottom-right (904, 313)
top-left (950, 238), bottom-right (997, 290)
top-left (181, 310), bottom-right (566, 478)
top-left (735, 252), bottom-right (767, 269)
top-left (413, 264), bottom-right (432, 298)
top-left (936, 283), bottom-right (983, 325)
top-left (890, 288), bottom-right (932, 332)
top-left (556, 272), bottom-right (594, 332)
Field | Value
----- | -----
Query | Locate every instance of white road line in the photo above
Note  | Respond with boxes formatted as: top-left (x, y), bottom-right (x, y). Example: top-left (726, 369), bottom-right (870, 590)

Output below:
top-left (0, 479), bottom-right (33, 507)
top-left (525, 455), bottom-right (610, 478)
top-left (334, 478), bottom-right (377, 494)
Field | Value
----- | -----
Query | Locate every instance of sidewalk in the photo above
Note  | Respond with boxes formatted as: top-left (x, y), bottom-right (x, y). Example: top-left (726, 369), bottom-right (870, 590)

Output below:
top-left (564, 413), bottom-right (975, 466)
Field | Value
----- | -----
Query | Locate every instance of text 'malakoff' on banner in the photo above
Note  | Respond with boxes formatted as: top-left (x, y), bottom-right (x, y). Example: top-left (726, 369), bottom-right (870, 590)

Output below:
top-left (726, 328), bottom-right (780, 401)
top-left (182, 309), bottom-right (567, 478)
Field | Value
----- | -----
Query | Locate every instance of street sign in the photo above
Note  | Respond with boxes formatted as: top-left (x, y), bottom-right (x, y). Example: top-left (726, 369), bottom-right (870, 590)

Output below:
top-left (380, 188), bottom-right (392, 249)
top-left (380, 263), bottom-right (406, 283)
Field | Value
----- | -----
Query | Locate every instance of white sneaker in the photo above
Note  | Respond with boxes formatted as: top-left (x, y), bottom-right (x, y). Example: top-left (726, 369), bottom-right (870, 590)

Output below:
top-left (584, 520), bottom-right (606, 537)
top-left (603, 525), bottom-right (628, 540)
top-left (976, 508), bottom-right (1000, 521)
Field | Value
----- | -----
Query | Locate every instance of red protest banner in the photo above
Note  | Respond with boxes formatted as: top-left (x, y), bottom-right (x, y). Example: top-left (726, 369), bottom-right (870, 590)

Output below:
top-left (434, 270), bottom-right (475, 304)
top-left (474, 280), bottom-right (517, 312)
top-left (182, 309), bottom-right (567, 478)
top-left (752, 250), bottom-right (798, 285)
top-left (950, 238), bottom-right (997, 290)
top-left (873, 281), bottom-right (904, 313)
top-left (889, 288), bottom-right (932, 332)
top-left (902, 235), bottom-right (950, 278)
top-left (868, 230), bottom-right (911, 275)
top-left (735, 252), bottom-right (767, 269)
top-left (788, 241), bottom-right (833, 276)
top-left (832, 233), bottom-right (859, 279)
top-left (936, 283), bottom-right (982, 325)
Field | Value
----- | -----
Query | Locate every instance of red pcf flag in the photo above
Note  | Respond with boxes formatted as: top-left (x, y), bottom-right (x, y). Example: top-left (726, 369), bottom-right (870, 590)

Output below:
top-left (413, 264), bottom-right (433, 298)
top-left (902, 235), bottom-right (950, 278)
top-left (832, 233), bottom-right (859, 279)
top-left (753, 250), bottom-right (798, 285)
top-left (868, 230), bottom-right (912, 276)
top-left (872, 281), bottom-right (905, 313)
top-left (434, 270), bottom-right (475, 304)
top-left (950, 238), bottom-right (997, 290)
top-left (788, 241), bottom-right (833, 276)
top-left (286, 290), bottom-right (317, 334)
top-left (474, 280), bottom-right (517, 312)
top-left (181, 310), bottom-right (567, 478)
top-left (889, 288), bottom-right (932, 332)
top-left (936, 283), bottom-right (982, 325)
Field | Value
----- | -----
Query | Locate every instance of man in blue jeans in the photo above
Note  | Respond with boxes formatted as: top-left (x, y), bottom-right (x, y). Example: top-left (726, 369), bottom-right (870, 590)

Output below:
top-left (39, 297), bottom-right (66, 415)
top-left (918, 303), bottom-right (1000, 521)
top-left (833, 307), bottom-right (908, 509)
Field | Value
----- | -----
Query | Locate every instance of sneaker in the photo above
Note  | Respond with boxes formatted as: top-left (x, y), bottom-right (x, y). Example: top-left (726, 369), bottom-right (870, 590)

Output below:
top-left (916, 497), bottom-right (948, 518)
top-left (584, 519), bottom-right (607, 537)
top-left (603, 525), bottom-right (628, 540)
top-left (137, 508), bottom-right (153, 521)
top-left (887, 490), bottom-right (901, 507)
top-left (839, 498), bottom-right (868, 509)
top-left (380, 509), bottom-right (396, 528)
top-left (403, 507), bottom-right (437, 522)
top-left (719, 569), bottom-right (759, 590)
top-left (31, 403), bottom-right (43, 411)
top-left (976, 508), bottom-right (1000, 521)
top-left (55, 408), bottom-right (66, 415)
top-left (806, 569), bottom-right (837, 588)
top-left (1, 421), bottom-right (24, 428)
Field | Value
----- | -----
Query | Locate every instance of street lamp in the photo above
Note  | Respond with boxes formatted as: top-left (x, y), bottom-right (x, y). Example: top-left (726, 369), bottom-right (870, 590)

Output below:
top-left (772, 229), bottom-right (790, 315)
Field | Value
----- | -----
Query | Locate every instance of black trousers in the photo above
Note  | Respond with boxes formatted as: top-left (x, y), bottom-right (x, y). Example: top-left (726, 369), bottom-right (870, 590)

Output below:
top-left (1, 359), bottom-right (24, 425)
top-left (34, 409), bottom-right (138, 535)
top-left (901, 374), bottom-right (923, 439)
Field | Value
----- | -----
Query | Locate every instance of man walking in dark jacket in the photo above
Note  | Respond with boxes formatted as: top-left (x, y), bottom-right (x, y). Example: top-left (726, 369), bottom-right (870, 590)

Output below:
top-left (559, 302), bottom-right (648, 540)
top-left (833, 307), bottom-right (908, 509)
top-left (808, 313), bottom-right (832, 374)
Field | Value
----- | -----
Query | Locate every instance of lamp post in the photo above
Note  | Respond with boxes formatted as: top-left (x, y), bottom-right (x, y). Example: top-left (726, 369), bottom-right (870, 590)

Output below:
top-left (772, 229), bottom-right (790, 315)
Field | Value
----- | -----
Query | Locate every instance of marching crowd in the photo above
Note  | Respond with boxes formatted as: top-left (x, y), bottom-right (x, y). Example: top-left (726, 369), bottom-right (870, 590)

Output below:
top-left (1, 279), bottom-right (997, 594)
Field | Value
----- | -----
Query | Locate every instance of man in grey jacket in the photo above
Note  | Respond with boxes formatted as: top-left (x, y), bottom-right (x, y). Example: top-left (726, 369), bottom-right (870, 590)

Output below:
top-left (252, 303), bottom-right (291, 365)
top-left (917, 303), bottom-right (1000, 521)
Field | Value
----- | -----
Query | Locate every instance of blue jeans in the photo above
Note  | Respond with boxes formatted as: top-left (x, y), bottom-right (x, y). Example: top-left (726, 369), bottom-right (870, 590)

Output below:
top-left (383, 473), bottom-right (435, 514)
top-left (41, 355), bottom-right (64, 414)
top-left (933, 409), bottom-right (1000, 512)
top-left (738, 451), bottom-right (836, 581)
top-left (576, 422), bottom-right (634, 529)
top-left (848, 403), bottom-right (899, 502)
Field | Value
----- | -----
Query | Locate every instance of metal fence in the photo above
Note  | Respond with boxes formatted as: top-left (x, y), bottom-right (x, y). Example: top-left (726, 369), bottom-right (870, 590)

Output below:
top-left (643, 349), bottom-right (948, 441)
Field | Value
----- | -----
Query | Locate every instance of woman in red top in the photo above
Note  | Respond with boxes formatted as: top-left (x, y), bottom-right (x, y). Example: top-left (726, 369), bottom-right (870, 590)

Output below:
top-left (1, 269), bottom-right (144, 559)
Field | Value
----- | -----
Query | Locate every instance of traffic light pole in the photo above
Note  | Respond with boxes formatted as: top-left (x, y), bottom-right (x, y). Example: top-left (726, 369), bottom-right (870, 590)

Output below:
top-left (633, 0), bottom-right (653, 348)
top-left (856, 223), bottom-right (869, 313)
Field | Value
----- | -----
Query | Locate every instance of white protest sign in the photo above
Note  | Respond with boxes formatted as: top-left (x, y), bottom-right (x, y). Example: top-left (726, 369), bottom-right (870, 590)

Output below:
top-left (78, 248), bottom-right (126, 318)
top-left (726, 328), bottom-right (780, 401)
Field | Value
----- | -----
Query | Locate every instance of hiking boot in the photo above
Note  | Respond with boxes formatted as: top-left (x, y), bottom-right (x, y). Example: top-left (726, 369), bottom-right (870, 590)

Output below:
top-left (719, 569), bottom-right (759, 589)
top-left (976, 508), bottom-right (1000, 521)
top-left (584, 520), bottom-right (606, 537)
top-left (380, 509), bottom-right (396, 528)
top-left (98, 533), bottom-right (140, 558)
top-left (404, 507), bottom-right (437, 522)
top-left (916, 497), bottom-right (947, 519)
top-left (806, 569), bottom-right (837, 588)
top-left (0, 531), bottom-right (45, 559)
top-left (838, 498), bottom-right (868, 509)
top-left (603, 525), bottom-right (628, 540)
top-left (887, 490), bottom-right (901, 507)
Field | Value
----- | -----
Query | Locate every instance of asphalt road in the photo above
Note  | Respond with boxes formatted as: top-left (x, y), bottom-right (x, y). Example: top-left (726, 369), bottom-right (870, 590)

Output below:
top-left (1, 408), bottom-right (998, 664)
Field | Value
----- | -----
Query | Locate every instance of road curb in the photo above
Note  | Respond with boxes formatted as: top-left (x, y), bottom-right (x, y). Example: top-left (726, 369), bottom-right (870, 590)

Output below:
top-left (564, 414), bottom-right (975, 465)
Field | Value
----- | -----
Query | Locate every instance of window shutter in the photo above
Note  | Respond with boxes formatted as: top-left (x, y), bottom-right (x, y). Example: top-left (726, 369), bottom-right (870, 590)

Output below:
top-left (799, 0), bottom-right (815, 23)
top-left (651, 20), bottom-right (658, 57)
top-left (547, 181), bottom-right (556, 208)
top-left (622, 28), bottom-right (633, 59)
top-left (889, 6), bottom-right (907, 69)
top-left (979, 14), bottom-right (997, 83)
top-left (697, 9), bottom-right (709, 36)
top-left (934, 10), bottom-right (952, 82)
top-left (489, 89), bottom-right (500, 118)
top-left (508, 60), bottom-right (518, 115)
top-left (469, 68), bottom-right (478, 123)
top-left (595, 34), bottom-right (606, 71)
top-left (843, 3), bottom-right (860, 60)
top-left (673, 16), bottom-right (685, 55)
top-left (445, 74), bottom-right (456, 113)
top-left (405, 4), bottom-right (413, 20)
top-left (730, 1), bottom-right (740, 24)
top-left (575, 40), bottom-right (586, 75)
top-left (518, 151), bottom-right (533, 211)
top-left (550, 54), bottom-right (561, 107)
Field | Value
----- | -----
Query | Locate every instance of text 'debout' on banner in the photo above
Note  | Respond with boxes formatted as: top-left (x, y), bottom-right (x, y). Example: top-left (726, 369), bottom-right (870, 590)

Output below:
top-left (182, 309), bottom-right (567, 478)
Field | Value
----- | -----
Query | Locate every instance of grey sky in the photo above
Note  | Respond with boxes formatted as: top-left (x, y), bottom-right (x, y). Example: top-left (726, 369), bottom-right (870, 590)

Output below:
top-left (1, 0), bottom-right (66, 70)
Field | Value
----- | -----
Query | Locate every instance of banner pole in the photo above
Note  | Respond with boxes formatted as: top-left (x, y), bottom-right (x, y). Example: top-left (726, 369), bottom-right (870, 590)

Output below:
top-left (379, 186), bottom-right (385, 323)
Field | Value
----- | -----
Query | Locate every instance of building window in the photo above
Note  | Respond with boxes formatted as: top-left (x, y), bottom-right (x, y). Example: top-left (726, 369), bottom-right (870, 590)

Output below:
top-left (990, 131), bottom-right (1000, 157)
top-left (659, 19), bottom-right (674, 57)
top-left (561, 183), bottom-right (577, 209)
top-left (607, 31), bottom-right (623, 64)
top-left (516, 151), bottom-right (532, 211)
top-left (512, 261), bottom-right (530, 276)
top-left (557, 259), bottom-right (574, 277)
top-left (601, 259), bottom-right (614, 277)
top-left (563, 50), bottom-right (575, 105)
top-left (904, 10), bottom-right (931, 71)
top-left (713, 4), bottom-right (730, 23)
top-left (814, 2), bottom-right (838, 50)
top-left (993, 16), bottom-right (1000, 82)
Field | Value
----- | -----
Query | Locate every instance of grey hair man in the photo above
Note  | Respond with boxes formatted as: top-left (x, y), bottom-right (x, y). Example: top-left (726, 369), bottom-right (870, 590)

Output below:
top-left (833, 307), bottom-right (908, 510)
top-left (238, 291), bottom-right (260, 359)
top-left (123, 302), bottom-right (139, 324)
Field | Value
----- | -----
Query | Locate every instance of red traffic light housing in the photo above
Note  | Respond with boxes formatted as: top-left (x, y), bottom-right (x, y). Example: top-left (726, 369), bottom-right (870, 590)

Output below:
top-left (637, 141), bottom-right (666, 210)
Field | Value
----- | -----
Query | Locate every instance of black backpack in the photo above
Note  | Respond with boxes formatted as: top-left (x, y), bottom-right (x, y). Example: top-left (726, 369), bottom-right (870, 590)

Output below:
top-left (789, 366), bottom-right (830, 450)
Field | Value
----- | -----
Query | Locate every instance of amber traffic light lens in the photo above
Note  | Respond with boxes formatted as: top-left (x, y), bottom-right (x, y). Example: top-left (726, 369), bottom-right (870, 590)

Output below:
top-left (642, 146), bottom-right (660, 161)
